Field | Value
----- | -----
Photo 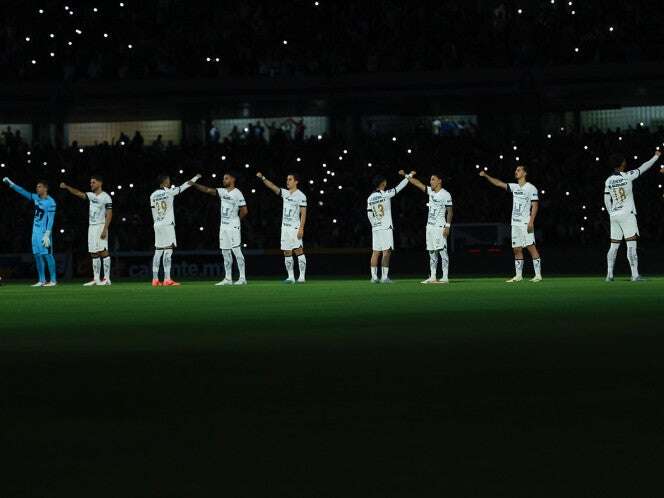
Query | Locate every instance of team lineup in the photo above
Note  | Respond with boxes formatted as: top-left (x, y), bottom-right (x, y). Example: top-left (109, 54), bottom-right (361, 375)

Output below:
top-left (1, 148), bottom-right (662, 286)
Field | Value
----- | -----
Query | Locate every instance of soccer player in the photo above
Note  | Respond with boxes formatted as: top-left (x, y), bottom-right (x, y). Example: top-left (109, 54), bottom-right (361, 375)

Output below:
top-left (406, 172), bottom-right (454, 284)
top-left (604, 150), bottom-right (661, 281)
top-left (255, 172), bottom-right (307, 283)
top-left (2, 177), bottom-right (57, 286)
top-left (479, 165), bottom-right (541, 282)
top-left (150, 173), bottom-right (201, 287)
top-left (366, 170), bottom-right (412, 283)
top-left (189, 172), bottom-right (248, 285)
top-left (60, 176), bottom-right (113, 286)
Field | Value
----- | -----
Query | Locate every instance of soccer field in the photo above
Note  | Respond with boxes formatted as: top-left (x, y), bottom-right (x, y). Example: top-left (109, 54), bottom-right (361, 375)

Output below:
top-left (3, 277), bottom-right (663, 495)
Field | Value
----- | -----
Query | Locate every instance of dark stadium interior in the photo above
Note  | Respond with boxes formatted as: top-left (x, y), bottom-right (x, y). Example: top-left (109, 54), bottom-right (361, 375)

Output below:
top-left (2, 1), bottom-right (664, 496)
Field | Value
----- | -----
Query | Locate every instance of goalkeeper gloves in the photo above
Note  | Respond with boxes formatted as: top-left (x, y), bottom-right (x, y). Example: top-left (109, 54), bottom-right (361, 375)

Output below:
top-left (42, 231), bottom-right (51, 248)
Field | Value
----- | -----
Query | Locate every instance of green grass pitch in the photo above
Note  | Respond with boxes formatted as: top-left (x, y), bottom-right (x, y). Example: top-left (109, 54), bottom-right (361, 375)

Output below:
top-left (3, 277), bottom-right (663, 495)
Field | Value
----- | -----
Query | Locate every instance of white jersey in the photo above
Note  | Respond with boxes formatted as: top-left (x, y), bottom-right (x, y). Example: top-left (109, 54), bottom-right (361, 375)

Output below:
top-left (604, 154), bottom-right (659, 217)
top-left (150, 184), bottom-right (192, 227)
top-left (507, 182), bottom-right (538, 226)
top-left (280, 188), bottom-right (307, 228)
top-left (86, 191), bottom-right (113, 226)
top-left (217, 187), bottom-right (246, 229)
top-left (426, 187), bottom-right (453, 227)
top-left (367, 178), bottom-right (409, 231)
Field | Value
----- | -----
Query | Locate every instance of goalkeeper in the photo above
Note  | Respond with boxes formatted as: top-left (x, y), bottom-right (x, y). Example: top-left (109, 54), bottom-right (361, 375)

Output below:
top-left (2, 177), bottom-right (58, 286)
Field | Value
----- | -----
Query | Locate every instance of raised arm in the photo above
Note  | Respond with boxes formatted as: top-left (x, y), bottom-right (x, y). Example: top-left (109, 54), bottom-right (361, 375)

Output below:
top-left (188, 177), bottom-right (218, 196)
top-left (479, 171), bottom-right (508, 190)
top-left (59, 182), bottom-right (87, 200)
top-left (633, 150), bottom-right (661, 177)
top-left (256, 172), bottom-right (281, 195)
top-left (407, 173), bottom-right (427, 193)
top-left (385, 170), bottom-right (414, 198)
top-left (173, 174), bottom-right (202, 195)
top-left (2, 177), bottom-right (35, 201)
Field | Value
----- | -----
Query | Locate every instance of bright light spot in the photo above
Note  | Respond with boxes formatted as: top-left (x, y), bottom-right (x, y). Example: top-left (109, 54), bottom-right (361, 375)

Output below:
top-left (367, 162), bottom-right (372, 167)
top-left (78, 148), bottom-right (84, 153)
top-left (120, 2), bottom-right (125, 6)
top-left (541, 190), bottom-right (546, 194)
top-left (25, 37), bottom-right (31, 42)
top-left (50, 52), bottom-right (55, 57)
top-left (199, 227), bottom-right (204, 231)
top-left (574, 47), bottom-right (579, 53)
top-left (120, 141), bottom-right (125, 146)
top-left (282, 40), bottom-right (288, 45)
top-left (483, 167), bottom-right (488, 171)
top-left (75, 29), bottom-right (82, 35)
top-left (117, 185), bottom-right (122, 190)
top-left (580, 227), bottom-right (585, 231)
top-left (619, 136), bottom-right (623, 141)
top-left (129, 183), bottom-right (134, 188)
top-left (122, 217), bottom-right (126, 222)
top-left (243, 127), bottom-right (249, 133)
top-left (127, 44), bottom-right (133, 49)
top-left (517, 8), bottom-right (523, 14)
top-left (583, 216), bottom-right (588, 220)
top-left (392, 137), bottom-right (397, 142)
top-left (323, 178), bottom-right (328, 183)
top-left (243, 243), bottom-right (247, 248)
top-left (296, 157), bottom-right (301, 162)
top-left (609, 26), bottom-right (614, 32)
top-left (31, 59), bottom-right (37, 65)
top-left (215, 57), bottom-right (220, 62)
top-left (407, 149), bottom-right (412, 154)
top-left (206, 57), bottom-right (211, 62)
top-left (251, 189), bottom-right (256, 193)
top-left (221, 155), bottom-right (226, 160)
top-left (68, 41), bottom-right (73, 46)
top-left (560, 127), bottom-right (565, 131)
top-left (343, 149), bottom-right (348, 154)
top-left (27, 151), bottom-right (31, 156)
top-left (179, 169), bottom-right (183, 174)
top-left (319, 190), bottom-right (324, 194)
top-left (43, 161), bottom-right (47, 166)
top-left (318, 201), bottom-right (324, 206)
top-left (499, 154), bottom-right (504, 159)
top-left (595, 157), bottom-right (600, 161)
top-left (27, 159), bottom-right (31, 164)
top-left (93, 7), bottom-right (98, 12)
top-left (103, 33), bottom-right (109, 38)
top-left (584, 145), bottom-right (588, 150)
top-left (547, 134), bottom-right (552, 139)
top-left (245, 163), bottom-right (250, 169)
top-left (640, 122), bottom-right (645, 126)
top-left (513, 145), bottom-right (518, 150)
top-left (633, 155), bottom-right (638, 160)
top-left (338, 185), bottom-right (343, 190)
top-left (317, 135), bottom-right (322, 140)
top-left (212, 173), bottom-right (217, 178)
top-left (60, 229), bottom-right (65, 234)
top-left (111, 191), bottom-right (115, 196)
top-left (330, 172), bottom-right (335, 177)
top-left (515, 156), bottom-right (520, 161)
top-left (582, 205), bottom-right (586, 210)
top-left (475, 164), bottom-right (480, 169)
top-left (0, 163), bottom-right (4, 168)
top-left (38, 9), bottom-right (44, 13)
top-left (322, 163), bottom-right (327, 168)
top-left (565, 191), bottom-right (570, 196)
top-left (338, 156), bottom-right (343, 160)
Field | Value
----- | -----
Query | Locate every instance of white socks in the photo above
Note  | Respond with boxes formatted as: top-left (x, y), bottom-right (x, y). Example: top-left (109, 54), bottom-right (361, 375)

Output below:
top-left (439, 249), bottom-right (449, 280)
top-left (381, 267), bottom-right (389, 280)
top-left (297, 254), bottom-right (306, 280)
top-left (371, 266), bottom-right (378, 280)
top-left (607, 242), bottom-right (619, 279)
top-left (285, 256), bottom-right (295, 280)
top-left (533, 258), bottom-right (541, 278)
top-left (222, 249), bottom-right (233, 280)
top-left (429, 252), bottom-right (438, 279)
top-left (626, 240), bottom-right (639, 279)
top-left (103, 256), bottom-right (111, 281)
top-left (163, 249), bottom-right (173, 281)
top-left (92, 257), bottom-right (101, 282)
top-left (152, 250), bottom-right (163, 280)
top-left (232, 246), bottom-right (246, 280)
top-left (515, 259), bottom-right (524, 278)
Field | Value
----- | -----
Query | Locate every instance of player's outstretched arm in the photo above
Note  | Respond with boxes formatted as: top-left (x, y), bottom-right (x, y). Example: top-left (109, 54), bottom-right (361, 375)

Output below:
top-left (389, 170), bottom-right (414, 197)
top-left (188, 177), bottom-right (218, 196)
top-left (59, 182), bottom-right (87, 200)
top-left (2, 177), bottom-right (34, 200)
top-left (407, 173), bottom-right (427, 193)
top-left (634, 150), bottom-right (661, 177)
top-left (478, 171), bottom-right (508, 190)
top-left (256, 172), bottom-right (281, 195)
top-left (175, 174), bottom-right (202, 195)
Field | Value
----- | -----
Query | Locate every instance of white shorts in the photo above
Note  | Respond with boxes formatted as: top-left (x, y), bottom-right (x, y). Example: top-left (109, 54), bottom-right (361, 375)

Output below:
top-left (88, 224), bottom-right (108, 253)
top-left (372, 229), bottom-right (394, 251)
top-left (610, 214), bottom-right (639, 240)
top-left (154, 224), bottom-right (177, 248)
top-left (426, 225), bottom-right (447, 251)
top-left (511, 225), bottom-right (536, 248)
top-left (280, 226), bottom-right (303, 251)
top-left (220, 226), bottom-right (241, 250)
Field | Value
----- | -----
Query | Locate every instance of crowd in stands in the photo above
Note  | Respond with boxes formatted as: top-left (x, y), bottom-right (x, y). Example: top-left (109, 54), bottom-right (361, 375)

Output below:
top-left (1, 1), bottom-right (662, 82)
top-left (2, 122), bottom-right (664, 257)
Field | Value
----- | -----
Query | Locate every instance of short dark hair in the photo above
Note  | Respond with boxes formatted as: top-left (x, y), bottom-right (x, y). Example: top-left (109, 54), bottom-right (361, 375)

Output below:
top-left (157, 173), bottom-right (170, 185)
top-left (37, 179), bottom-right (49, 188)
top-left (225, 171), bottom-right (239, 181)
top-left (372, 175), bottom-right (386, 188)
top-left (287, 172), bottom-right (300, 182)
top-left (609, 153), bottom-right (626, 170)
top-left (431, 172), bottom-right (444, 181)
top-left (91, 174), bottom-right (104, 183)
top-left (516, 164), bottom-right (528, 174)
